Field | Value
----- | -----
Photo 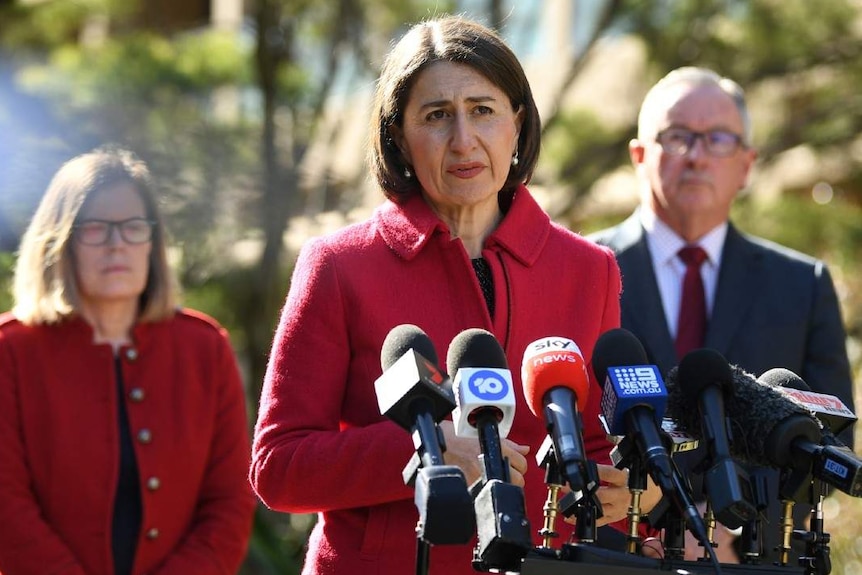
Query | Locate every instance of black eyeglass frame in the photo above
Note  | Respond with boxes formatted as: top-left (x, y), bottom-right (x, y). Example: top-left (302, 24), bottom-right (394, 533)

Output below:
top-left (655, 127), bottom-right (745, 157)
top-left (72, 217), bottom-right (157, 246)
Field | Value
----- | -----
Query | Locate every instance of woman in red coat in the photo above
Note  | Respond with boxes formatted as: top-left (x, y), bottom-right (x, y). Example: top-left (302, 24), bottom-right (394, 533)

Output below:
top-left (0, 147), bottom-right (256, 575)
top-left (250, 15), bottom-right (661, 575)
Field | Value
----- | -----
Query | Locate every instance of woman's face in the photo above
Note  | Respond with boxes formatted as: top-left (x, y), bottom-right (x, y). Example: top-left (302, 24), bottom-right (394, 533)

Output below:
top-left (72, 182), bottom-right (152, 310)
top-left (391, 61), bottom-right (523, 214)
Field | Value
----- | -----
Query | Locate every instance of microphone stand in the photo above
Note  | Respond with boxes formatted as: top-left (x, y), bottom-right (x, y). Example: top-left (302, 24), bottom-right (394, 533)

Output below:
top-left (536, 435), bottom-right (564, 549)
top-left (739, 467), bottom-right (770, 565)
top-left (702, 501), bottom-right (718, 561)
top-left (469, 412), bottom-right (532, 573)
top-left (559, 459), bottom-right (602, 545)
top-left (625, 457), bottom-right (647, 554)
top-left (662, 504), bottom-right (687, 560)
top-left (795, 479), bottom-right (831, 575)
top-left (608, 435), bottom-right (647, 554)
top-left (401, 422), bottom-right (475, 575)
top-left (776, 464), bottom-right (816, 569)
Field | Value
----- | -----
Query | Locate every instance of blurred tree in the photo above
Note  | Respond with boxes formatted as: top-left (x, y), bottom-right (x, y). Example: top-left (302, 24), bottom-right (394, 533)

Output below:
top-left (2, 0), bottom-right (862, 572)
top-left (542, 0), bottom-right (862, 215)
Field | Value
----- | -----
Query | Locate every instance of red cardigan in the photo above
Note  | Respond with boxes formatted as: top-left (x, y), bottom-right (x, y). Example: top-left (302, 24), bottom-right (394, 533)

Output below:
top-left (251, 187), bottom-right (622, 575)
top-left (0, 309), bottom-right (256, 575)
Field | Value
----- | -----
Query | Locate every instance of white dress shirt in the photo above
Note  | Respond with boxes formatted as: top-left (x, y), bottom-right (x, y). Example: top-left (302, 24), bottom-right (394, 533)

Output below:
top-left (638, 209), bottom-right (727, 339)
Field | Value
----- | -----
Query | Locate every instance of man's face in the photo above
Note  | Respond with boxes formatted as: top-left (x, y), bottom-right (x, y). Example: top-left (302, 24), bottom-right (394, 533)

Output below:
top-left (631, 83), bottom-right (758, 238)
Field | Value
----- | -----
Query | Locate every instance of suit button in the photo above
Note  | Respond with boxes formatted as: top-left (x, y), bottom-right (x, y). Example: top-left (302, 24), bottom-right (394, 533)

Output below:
top-left (146, 527), bottom-right (159, 540)
top-left (147, 476), bottom-right (161, 491)
top-left (129, 388), bottom-right (145, 402)
top-left (125, 348), bottom-right (138, 361)
top-left (137, 429), bottom-right (152, 444)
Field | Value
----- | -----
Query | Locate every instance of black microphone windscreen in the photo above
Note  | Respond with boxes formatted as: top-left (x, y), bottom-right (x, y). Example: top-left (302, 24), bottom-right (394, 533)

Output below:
top-left (590, 328), bottom-right (649, 388)
top-left (380, 324), bottom-right (438, 370)
top-left (677, 348), bottom-right (734, 400)
top-left (446, 328), bottom-right (508, 373)
top-left (667, 363), bottom-right (820, 465)
top-left (664, 366), bottom-right (701, 441)
top-left (759, 367), bottom-right (809, 391)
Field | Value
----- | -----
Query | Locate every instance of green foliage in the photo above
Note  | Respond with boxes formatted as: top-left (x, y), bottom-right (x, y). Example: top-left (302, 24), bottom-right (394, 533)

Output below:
top-left (240, 508), bottom-right (315, 575)
top-left (18, 30), bottom-right (250, 106)
top-left (0, 252), bottom-right (14, 313)
top-left (0, 1), bottom-right (95, 48)
top-left (4, 0), bottom-right (862, 571)
top-left (543, 108), bottom-right (633, 201)
top-left (732, 192), bottom-right (862, 258)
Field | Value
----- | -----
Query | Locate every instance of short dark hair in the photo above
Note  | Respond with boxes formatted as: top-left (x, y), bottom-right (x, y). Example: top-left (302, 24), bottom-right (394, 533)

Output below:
top-left (369, 15), bottom-right (541, 203)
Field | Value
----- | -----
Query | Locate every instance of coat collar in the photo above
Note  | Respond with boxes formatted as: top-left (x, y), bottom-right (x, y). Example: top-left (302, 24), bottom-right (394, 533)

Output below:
top-left (705, 224), bottom-right (762, 353)
top-left (374, 184), bottom-right (551, 267)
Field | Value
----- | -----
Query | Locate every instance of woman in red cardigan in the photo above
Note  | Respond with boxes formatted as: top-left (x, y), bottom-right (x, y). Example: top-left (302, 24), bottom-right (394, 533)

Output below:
top-left (0, 147), bottom-right (256, 575)
top-left (250, 15), bottom-right (662, 575)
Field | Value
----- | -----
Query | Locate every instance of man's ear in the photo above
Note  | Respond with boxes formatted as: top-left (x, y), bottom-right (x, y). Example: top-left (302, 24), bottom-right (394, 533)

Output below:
top-left (629, 138), bottom-right (645, 166)
top-left (740, 147), bottom-right (759, 189)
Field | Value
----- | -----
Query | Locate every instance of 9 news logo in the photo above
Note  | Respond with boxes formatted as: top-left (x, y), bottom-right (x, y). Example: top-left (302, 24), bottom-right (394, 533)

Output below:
top-left (467, 370), bottom-right (510, 401)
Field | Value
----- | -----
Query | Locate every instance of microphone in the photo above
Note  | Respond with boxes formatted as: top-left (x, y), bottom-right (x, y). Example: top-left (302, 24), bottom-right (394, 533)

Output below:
top-left (447, 328), bottom-right (531, 571)
top-left (374, 324), bottom-right (475, 545)
top-left (759, 368), bottom-right (857, 436)
top-left (521, 336), bottom-right (591, 492)
top-left (592, 328), bottom-right (671, 485)
top-left (592, 328), bottom-right (713, 554)
top-left (667, 349), bottom-right (758, 529)
top-left (376, 323), bottom-right (455, 447)
top-left (669, 363), bottom-right (862, 498)
top-left (448, 328), bottom-right (516, 483)
top-left (757, 369), bottom-right (842, 569)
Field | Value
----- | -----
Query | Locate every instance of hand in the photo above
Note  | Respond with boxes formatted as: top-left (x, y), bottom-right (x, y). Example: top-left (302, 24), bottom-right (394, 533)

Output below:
top-left (593, 464), bottom-right (632, 526)
top-left (559, 464), bottom-right (663, 527)
top-left (439, 420), bottom-right (530, 487)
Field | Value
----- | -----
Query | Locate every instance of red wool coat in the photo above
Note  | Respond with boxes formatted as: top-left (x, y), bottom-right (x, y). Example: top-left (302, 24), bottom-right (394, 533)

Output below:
top-left (251, 187), bottom-right (623, 575)
top-left (0, 309), bottom-right (256, 575)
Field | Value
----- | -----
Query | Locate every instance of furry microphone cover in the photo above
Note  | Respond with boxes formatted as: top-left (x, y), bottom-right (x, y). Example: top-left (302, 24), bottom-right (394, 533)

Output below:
top-left (665, 355), bottom-right (820, 466)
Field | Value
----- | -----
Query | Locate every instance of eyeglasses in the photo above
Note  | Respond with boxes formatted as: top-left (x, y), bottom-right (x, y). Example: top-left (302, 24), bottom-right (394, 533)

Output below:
top-left (656, 128), bottom-right (744, 157)
top-left (73, 218), bottom-right (156, 246)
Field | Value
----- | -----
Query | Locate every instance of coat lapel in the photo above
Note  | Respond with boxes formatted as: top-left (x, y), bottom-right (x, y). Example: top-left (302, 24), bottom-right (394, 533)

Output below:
top-left (601, 213), bottom-right (678, 374)
top-left (705, 224), bottom-right (761, 355)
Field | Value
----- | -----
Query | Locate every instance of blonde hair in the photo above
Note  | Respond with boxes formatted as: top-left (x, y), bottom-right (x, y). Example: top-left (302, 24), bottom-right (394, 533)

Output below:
top-left (12, 146), bottom-right (178, 325)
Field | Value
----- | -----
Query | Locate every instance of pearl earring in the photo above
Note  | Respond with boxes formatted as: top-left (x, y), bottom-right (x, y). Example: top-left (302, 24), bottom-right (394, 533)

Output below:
top-left (511, 150), bottom-right (519, 166)
top-left (404, 166), bottom-right (412, 178)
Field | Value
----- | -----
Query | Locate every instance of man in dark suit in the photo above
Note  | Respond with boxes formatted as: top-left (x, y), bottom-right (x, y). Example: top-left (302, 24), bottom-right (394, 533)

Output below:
top-left (589, 66), bottom-right (855, 564)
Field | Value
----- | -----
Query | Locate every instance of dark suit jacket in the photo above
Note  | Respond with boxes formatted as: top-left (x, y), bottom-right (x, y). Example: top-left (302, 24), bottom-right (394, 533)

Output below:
top-left (589, 210), bottom-right (855, 561)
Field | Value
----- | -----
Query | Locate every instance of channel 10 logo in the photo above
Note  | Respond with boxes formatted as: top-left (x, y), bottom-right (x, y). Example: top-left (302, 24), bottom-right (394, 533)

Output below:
top-left (467, 369), bottom-right (511, 402)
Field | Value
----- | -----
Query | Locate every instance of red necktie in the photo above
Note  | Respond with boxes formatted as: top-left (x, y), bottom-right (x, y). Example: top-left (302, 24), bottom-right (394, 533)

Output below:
top-left (675, 245), bottom-right (708, 359)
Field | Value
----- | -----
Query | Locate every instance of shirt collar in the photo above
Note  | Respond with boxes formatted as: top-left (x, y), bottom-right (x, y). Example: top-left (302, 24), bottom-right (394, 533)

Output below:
top-left (639, 208), bottom-right (727, 268)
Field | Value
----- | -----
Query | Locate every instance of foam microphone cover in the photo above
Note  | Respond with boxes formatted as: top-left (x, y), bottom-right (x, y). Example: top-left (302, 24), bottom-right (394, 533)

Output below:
top-left (446, 328), bottom-right (508, 372)
top-left (667, 363), bottom-right (821, 465)
top-left (520, 337), bottom-right (589, 418)
top-left (725, 365), bottom-right (822, 464)
top-left (447, 328), bottom-right (516, 439)
top-left (758, 368), bottom-right (807, 391)
top-left (381, 323), bottom-right (439, 370)
top-left (664, 349), bottom-right (732, 444)
top-left (591, 327), bottom-right (649, 386)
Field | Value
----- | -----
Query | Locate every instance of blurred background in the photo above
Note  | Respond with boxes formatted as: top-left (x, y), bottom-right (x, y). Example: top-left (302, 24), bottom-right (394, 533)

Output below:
top-left (1, 0), bottom-right (861, 572)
